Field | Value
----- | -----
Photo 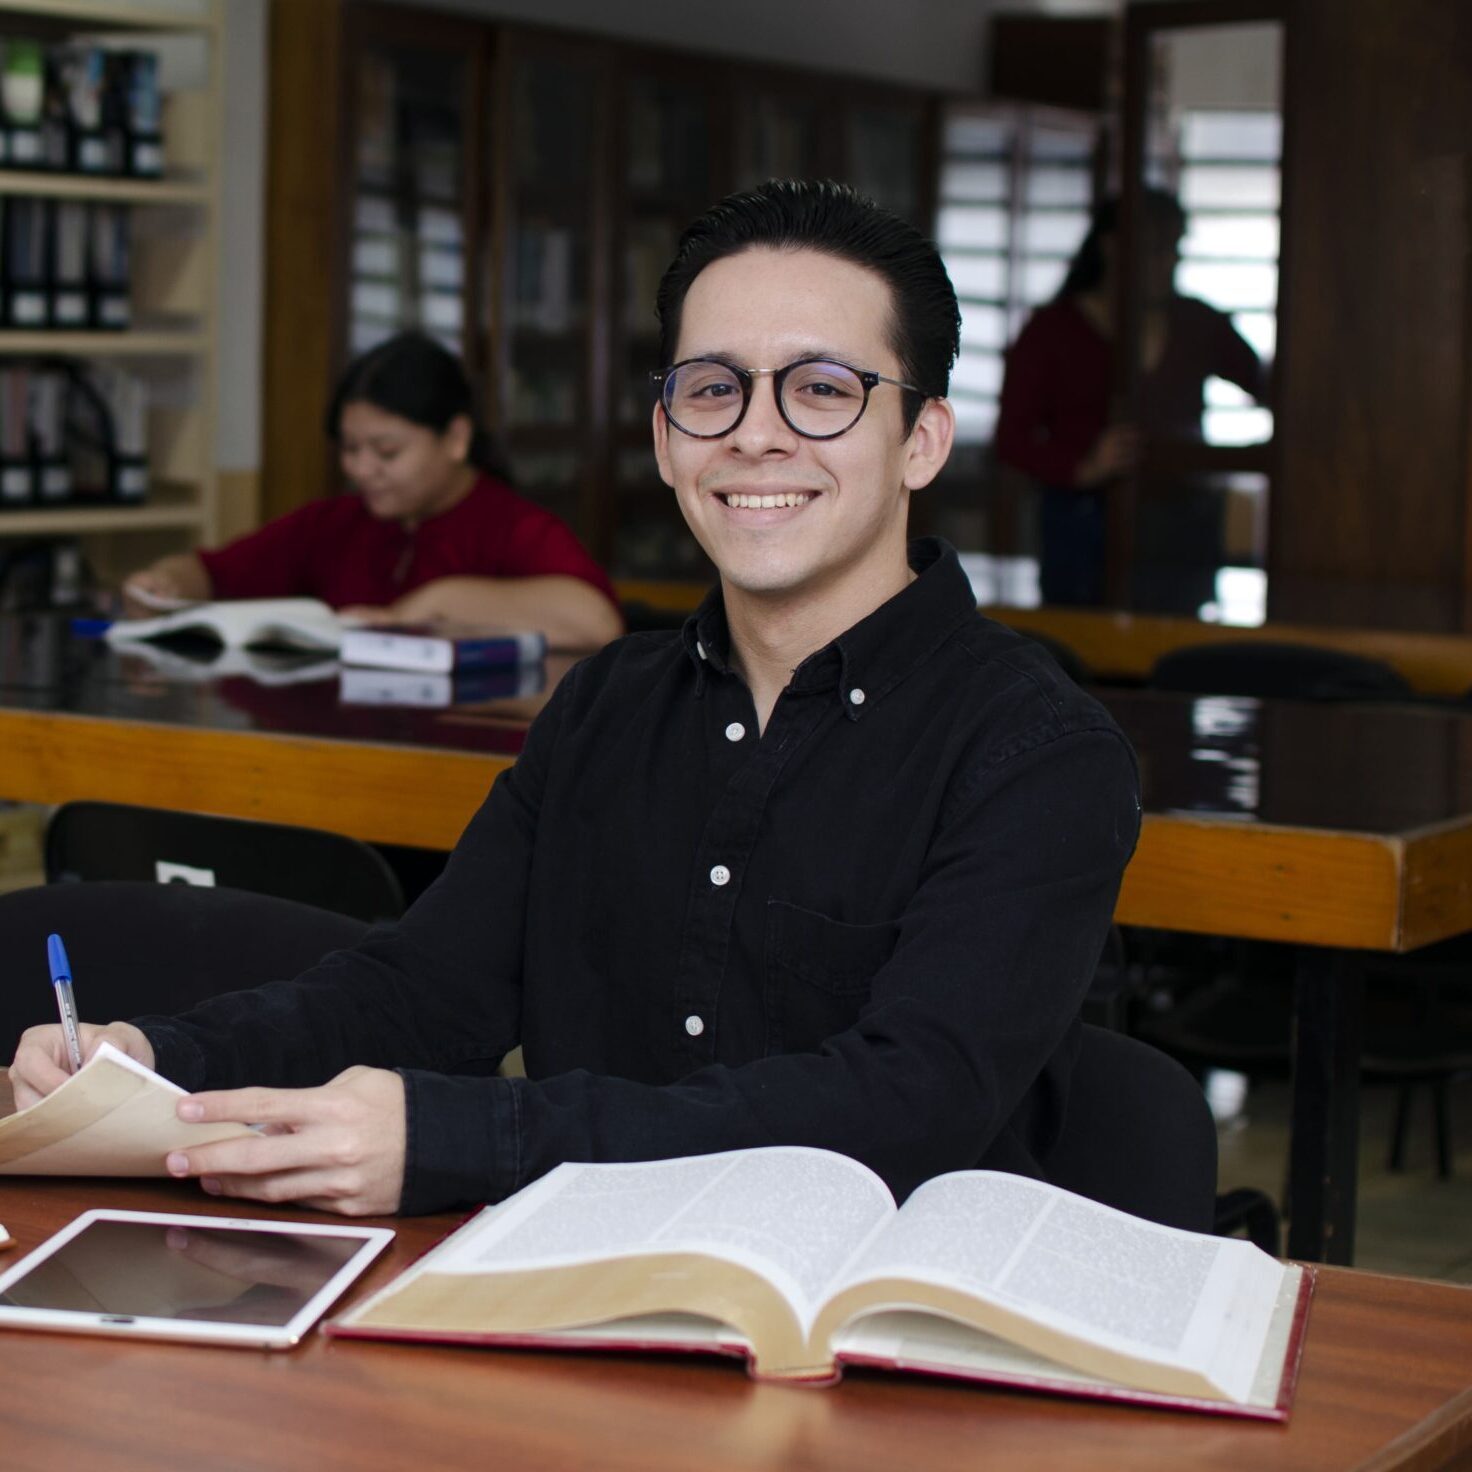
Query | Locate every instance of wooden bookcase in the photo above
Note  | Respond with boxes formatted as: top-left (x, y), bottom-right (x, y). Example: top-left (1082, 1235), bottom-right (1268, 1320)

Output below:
top-left (264, 2), bottom-right (940, 582)
top-left (0, 0), bottom-right (221, 595)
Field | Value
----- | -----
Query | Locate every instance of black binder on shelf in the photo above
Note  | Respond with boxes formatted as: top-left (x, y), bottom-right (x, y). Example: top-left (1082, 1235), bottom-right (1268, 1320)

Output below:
top-left (0, 366), bottom-right (35, 510)
top-left (1, 39), bottom-right (46, 169)
top-left (48, 200), bottom-right (89, 329)
top-left (57, 47), bottom-right (110, 175)
top-left (31, 370), bottom-right (70, 506)
top-left (87, 203), bottom-right (130, 329)
top-left (116, 51), bottom-right (163, 178)
top-left (2, 197), bottom-right (50, 328)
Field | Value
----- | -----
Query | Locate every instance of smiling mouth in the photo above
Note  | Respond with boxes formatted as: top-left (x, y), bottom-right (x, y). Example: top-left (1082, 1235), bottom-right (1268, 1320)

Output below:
top-left (717, 491), bottom-right (814, 509)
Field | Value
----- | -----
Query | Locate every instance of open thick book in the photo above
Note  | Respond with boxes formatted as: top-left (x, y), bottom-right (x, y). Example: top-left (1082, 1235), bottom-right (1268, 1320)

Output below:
top-left (105, 598), bottom-right (546, 674)
top-left (105, 597), bottom-right (345, 655)
top-left (331, 1147), bottom-right (1312, 1418)
top-left (0, 1043), bottom-right (252, 1175)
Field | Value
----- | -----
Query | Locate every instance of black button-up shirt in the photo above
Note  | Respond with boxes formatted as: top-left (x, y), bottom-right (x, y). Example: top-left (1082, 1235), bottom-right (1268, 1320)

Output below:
top-left (141, 539), bottom-right (1140, 1214)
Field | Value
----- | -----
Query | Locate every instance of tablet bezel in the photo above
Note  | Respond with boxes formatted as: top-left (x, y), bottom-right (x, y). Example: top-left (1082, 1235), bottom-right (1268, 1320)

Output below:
top-left (0, 1208), bottom-right (395, 1349)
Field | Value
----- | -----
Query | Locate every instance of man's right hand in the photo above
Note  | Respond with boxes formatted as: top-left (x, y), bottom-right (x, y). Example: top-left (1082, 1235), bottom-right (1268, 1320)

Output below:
top-left (10, 1022), bottom-right (155, 1110)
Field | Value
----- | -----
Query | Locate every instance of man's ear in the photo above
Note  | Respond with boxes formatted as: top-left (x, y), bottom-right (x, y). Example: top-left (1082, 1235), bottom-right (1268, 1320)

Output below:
top-left (652, 401), bottom-right (676, 489)
top-left (901, 396), bottom-right (956, 492)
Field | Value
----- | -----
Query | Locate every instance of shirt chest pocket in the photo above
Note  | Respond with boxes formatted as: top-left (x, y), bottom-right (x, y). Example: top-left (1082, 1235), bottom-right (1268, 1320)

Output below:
top-left (763, 900), bottom-right (902, 1052)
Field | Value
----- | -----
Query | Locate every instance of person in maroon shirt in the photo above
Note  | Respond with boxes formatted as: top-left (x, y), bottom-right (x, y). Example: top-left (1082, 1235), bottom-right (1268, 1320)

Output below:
top-left (994, 191), bottom-right (1267, 612)
top-left (122, 333), bottom-right (624, 650)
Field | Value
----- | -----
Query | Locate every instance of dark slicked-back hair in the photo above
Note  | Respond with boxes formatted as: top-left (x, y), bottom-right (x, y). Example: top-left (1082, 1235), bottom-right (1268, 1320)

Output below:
top-left (325, 330), bottom-right (512, 481)
top-left (655, 179), bottom-right (960, 435)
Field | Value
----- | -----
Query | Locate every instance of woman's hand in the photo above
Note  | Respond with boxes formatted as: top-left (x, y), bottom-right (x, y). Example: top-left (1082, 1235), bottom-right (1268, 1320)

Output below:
top-left (1074, 424), bottom-right (1141, 487)
top-left (120, 554), bottom-right (212, 617)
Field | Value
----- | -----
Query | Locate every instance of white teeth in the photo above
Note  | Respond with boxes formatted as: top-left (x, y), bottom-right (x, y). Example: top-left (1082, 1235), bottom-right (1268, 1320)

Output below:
top-left (723, 492), bottom-right (812, 509)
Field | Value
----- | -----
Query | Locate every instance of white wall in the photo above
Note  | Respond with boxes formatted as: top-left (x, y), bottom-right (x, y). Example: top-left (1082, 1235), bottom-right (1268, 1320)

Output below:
top-left (396, 0), bottom-right (993, 93)
top-left (217, 0), bottom-right (266, 473)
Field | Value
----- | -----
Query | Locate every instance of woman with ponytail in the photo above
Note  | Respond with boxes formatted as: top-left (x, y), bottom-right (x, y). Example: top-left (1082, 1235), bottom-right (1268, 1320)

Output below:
top-left (122, 332), bottom-right (624, 649)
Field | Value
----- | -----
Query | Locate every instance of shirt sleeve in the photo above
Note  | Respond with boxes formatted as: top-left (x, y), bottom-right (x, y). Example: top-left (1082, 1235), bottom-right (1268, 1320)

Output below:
top-left (994, 312), bottom-right (1096, 487)
top-left (133, 657), bottom-right (573, 1112)
top-left (1188, 299), bottom-right (1270, 404)
top-left (198, 500), bottom-right (335, 600)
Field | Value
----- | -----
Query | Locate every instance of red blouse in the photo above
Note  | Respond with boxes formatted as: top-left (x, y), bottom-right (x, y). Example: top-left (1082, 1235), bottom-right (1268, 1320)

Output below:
top-left (200, 473), bottom-right (618, 612)
top-left (994, 296), bottom-right (1266, 487)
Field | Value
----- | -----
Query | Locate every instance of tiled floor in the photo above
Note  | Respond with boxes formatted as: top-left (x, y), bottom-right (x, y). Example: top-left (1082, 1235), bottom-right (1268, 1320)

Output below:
top-left (1215, 1071), bottom-right (1472, 1280)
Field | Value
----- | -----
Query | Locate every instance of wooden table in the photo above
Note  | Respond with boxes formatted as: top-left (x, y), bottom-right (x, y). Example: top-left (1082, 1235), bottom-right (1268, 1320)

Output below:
top-left (0, 1170), bottom-right (1467, 1472)
top-left (6, 621), bottom-right (1472, 1265)
top-left (983, 603), bottom-right (1472, 698)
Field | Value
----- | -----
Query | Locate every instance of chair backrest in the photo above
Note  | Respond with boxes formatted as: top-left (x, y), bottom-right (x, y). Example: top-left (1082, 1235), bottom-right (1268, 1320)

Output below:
top-left (45, 801), bottom-right (405, 924)
top-left (1149, 641), bottom-right (1412, 702)
top-left (1047, 1024), bottom-right (1218, 1234)
top-left (0, 880), bottom-right (368, 1057)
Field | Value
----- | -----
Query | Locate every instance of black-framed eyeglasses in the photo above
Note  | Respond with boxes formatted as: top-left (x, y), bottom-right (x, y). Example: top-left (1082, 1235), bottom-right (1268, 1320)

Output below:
top-left (650, 356), bottom-right (928, 441)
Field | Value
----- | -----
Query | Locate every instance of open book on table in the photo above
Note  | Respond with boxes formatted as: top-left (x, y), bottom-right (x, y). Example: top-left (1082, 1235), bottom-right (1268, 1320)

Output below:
top-left (0, 1042), bottom-right (252, 1175)
top-left (330, 1146), bottom-right (1312, 1418)
top-left (105, 597), bottom-right (344, 655)
top-left (104, 598), bottom-right (547, 673)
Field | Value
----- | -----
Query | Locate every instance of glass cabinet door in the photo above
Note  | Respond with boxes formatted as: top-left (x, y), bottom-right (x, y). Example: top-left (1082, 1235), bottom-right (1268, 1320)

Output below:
top-left (842, 96), bottom-right (933, 228)
top-left (611, 63), bottom-right (722, 578)
top-left (496, 38), bottom-right (604, 541)
top-left (343, 16), bottom-right (482, 360)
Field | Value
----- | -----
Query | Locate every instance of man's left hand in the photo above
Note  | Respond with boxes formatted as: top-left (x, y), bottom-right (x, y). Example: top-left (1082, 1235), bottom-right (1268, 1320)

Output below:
top-left (166, 1067), bottom-right (407, 1217)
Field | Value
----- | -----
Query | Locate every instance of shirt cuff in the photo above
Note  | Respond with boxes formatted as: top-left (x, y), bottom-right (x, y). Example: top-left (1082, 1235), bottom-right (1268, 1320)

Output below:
top-left (133, 1018), bottom-right (210, 1092)
top-left (396, 1069), bottom-right (522, 1215)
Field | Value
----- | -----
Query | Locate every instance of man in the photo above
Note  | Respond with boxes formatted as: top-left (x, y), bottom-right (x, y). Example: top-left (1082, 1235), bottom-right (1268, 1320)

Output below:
top-left (11, 181), bottom-right (1139, 1216)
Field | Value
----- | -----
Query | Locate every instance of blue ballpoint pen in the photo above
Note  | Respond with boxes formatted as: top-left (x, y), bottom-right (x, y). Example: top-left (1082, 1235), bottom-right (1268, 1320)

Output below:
top-left (46, 933), bottom-right (84, 1073)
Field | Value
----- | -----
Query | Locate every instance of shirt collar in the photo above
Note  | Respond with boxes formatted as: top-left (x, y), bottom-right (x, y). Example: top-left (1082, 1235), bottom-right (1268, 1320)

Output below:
top-left (680, 538), bottom-right (977, 716)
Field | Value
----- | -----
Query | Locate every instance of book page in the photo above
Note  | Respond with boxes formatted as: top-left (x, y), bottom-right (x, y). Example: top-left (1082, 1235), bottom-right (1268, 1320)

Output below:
top-left (433, 1147), bottom-right (895, 1322)
top-left (0, 1043), bottom-right (252, 1176)
top-left (105, 598), bottom-right (342, 652)
top-left (836, 1171), bottom-right (1282, 1386)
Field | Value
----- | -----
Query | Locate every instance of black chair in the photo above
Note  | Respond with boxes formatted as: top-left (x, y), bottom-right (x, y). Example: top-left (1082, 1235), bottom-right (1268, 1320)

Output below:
top-left (1049, 1025), bottom-right (1219, 1235)
top-left (1082, 929), bottom-right (1282, 1251)
top-left (45, 801), bottom-right (405, 924)
top-left (0, 880), bottom-right (367, 1058)
top-left (1148, 640), bottom-right (1412, 702)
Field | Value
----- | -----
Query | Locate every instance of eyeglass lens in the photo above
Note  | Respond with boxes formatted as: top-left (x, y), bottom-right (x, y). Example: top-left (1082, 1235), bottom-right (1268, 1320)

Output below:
top-left (662, 360), bottom-right (869, 437)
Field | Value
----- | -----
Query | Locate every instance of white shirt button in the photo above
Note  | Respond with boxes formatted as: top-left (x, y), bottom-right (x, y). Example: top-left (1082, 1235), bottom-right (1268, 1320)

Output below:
top-left (710, 864), bottom-right (731, 887)
top-left (849, 687), bottom-right (866, 706)
top-left (685, 1014), bottom-right (705, 1037)
top-left (724, 722), bottom-right (746, 742)
top-left (696, 641), bottom-right (708, 660)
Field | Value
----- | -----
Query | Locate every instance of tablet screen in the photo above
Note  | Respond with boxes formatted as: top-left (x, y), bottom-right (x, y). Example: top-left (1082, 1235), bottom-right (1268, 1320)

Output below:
top-left (0, 1212), bottom-right (394, 1345)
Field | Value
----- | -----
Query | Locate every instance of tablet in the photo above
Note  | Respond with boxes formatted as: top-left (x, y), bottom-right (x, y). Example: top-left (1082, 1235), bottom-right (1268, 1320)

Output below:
top-left (0, 1209), bottom-right (395, 1349)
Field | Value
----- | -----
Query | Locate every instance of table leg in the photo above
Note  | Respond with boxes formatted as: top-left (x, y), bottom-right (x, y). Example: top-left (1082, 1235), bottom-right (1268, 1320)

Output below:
top-left (1287, 949), bottom-right (1364, 1264)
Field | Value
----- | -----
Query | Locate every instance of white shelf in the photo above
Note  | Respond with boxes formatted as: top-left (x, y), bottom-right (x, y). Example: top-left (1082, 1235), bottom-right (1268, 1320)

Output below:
top-left (0, 0), bottom-right (218, 31)
top-left (0, 495), bottom-right (205, 535)
top-left (0, 169), bottom-right (210, 204)
top-left (0, 330), bottom-right (207, 355)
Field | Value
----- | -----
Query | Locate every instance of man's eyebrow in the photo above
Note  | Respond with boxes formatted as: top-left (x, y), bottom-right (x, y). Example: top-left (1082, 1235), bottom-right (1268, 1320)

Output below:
top-left (679, 346), bottom-right (857, 366)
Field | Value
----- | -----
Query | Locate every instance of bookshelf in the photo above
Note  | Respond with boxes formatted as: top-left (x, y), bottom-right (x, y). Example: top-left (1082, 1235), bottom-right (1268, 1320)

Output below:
top-left (0, 0), bottom-right (220, 597)
top-left (265, 6), bottom-right (940, 582)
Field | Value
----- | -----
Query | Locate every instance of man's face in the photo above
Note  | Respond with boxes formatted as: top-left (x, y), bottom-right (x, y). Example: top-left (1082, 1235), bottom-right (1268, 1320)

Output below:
top-left (653, 246), bottom-right (951, 606)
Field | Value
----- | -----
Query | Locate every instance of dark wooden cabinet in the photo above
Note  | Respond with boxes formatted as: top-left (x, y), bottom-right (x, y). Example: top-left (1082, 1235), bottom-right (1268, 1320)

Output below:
top-left (264, 2), bottom-right (940, 581)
